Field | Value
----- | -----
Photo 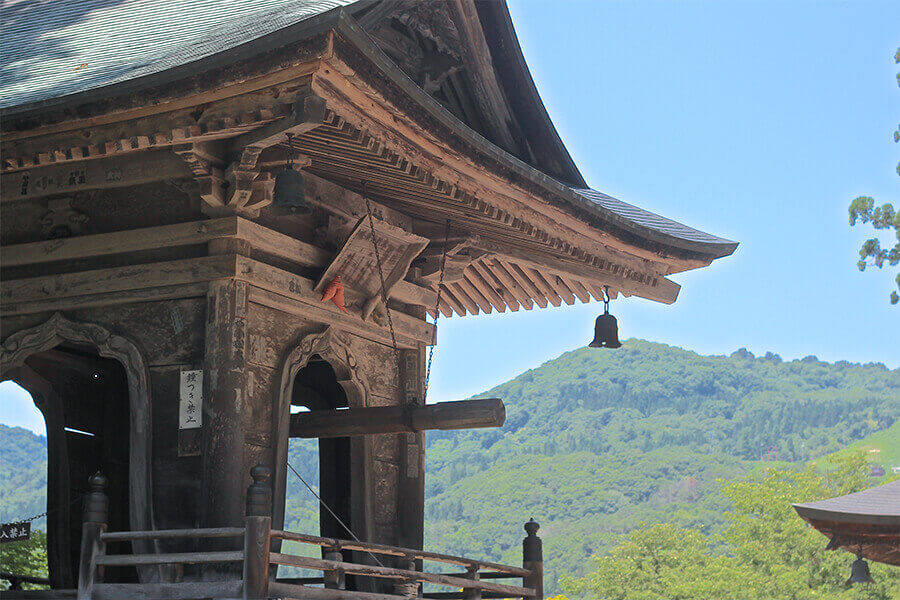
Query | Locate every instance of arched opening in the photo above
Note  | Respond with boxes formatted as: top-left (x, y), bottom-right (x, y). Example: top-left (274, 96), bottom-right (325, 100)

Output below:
top-left (291, 355), bottom-right (353, 541)
top-left (3, 344), bottom-right (137, 588)
top-left (0, 381), bottom-right (49, 591)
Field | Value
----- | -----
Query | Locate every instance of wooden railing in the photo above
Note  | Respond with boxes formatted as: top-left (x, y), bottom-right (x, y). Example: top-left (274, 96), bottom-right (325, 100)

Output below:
top-left (21, 466), bottom-right (542, 600)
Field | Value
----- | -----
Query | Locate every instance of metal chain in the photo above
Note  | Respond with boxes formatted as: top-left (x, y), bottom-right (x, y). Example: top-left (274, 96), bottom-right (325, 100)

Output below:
top-left (286, 461), bottom-right (385, 568)
top-left (364, 197), bottom-right (400, 368)
top-left (8, 494), bottom-right (82, 524)
top-left (422, 219), bottom-right (450, 403)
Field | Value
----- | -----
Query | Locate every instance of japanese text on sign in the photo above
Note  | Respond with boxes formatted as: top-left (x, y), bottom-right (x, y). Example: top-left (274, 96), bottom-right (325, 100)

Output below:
top-left (179, 370), bottom-right (203, 429)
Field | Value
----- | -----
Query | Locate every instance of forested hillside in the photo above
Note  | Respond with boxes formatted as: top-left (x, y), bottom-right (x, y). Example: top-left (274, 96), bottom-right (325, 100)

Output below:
top-left (2, 340), bottom-right (897, 594)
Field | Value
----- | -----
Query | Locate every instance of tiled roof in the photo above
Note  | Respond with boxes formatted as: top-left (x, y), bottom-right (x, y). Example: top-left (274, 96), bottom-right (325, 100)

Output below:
top-left (572, 188), bottom-right (737, 253)
top-left (794, 479), bottom-right (900, 526)
top-left (0, 0), bottom-right (358, 110)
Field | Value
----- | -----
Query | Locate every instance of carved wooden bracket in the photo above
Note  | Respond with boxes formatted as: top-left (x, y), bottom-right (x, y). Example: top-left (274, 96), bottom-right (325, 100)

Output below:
top-left (173, 142), bottom-right (274, 217)
top-left (418, 237), bottom-right (488, 284)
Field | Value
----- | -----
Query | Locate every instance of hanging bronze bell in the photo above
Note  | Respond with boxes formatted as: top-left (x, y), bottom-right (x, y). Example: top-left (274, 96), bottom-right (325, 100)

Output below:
top-left (589, 311), bottom-right (622, 348)
top-left (846, 555), bottom-right (874, 585)
top-left (272, 167), bottom-right (311, 213)
top-left (589, 286), bottom-right (621, 348)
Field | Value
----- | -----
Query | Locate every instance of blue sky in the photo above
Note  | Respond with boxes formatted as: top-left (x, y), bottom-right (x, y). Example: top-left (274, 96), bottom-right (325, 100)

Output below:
top-left (2, 0), bottom-right (898, 434)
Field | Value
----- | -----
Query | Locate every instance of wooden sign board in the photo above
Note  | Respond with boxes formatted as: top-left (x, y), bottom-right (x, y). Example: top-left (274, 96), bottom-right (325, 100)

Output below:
top-left (0, 521), bottom-right (30, 543)
top-left (178, 370), bottom-right (203, 429)
top-left (315, 216), bottom-right (428, 319)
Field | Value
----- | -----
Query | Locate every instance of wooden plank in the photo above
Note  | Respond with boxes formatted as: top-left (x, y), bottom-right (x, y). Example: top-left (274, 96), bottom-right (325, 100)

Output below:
top-left (498, 260), bottom-right (547, 308)
top-left (270, 531), bottom-right (529, 576)
top-left (248, 287), bottom-right (423, 349)
top-left (0, 151), bottom-right (190, 202)
top-left (100, 527), bottom-right (244, 541)
top-left (439, 285), bottom-right (467, 317)
top-left (448, 282), bottom-right (480, 315)
top-left (236, 218), bottom-right (437, 307)
top-left (471, 261), bottom-right (518, 312)
top-left (93, 581), bottom-right (242, 600)
top-left (236, 256), bottom-right (434, 346)
top-left (269, 554), bottom-right (532, 597)
top-left (524, 269), bottom-right (562, 307)
top-left (0, 282), bottom-right (208, 317)
top-left (95, 551), bottom-right (243, 566)
top-left (268, 581), bottom-right (401, 600)
top-left (1, 218), bottom-right (239, 267)
top-left (486, 260), bottom-right (533, 310)
top-left (313, 216), bottom-right (428, 319)
top-left (0, 255), bottom-right (236, 306)
top-left (289, 398), bottom-right (505, 438)
top-left (465, 266), bottom-right (508, 312)
top-left (561, 276), bottom-right (592, 303)
top-left (456, 277), bottom-right (494, 314)
top-left (539, 270), bottom-right (576, 305)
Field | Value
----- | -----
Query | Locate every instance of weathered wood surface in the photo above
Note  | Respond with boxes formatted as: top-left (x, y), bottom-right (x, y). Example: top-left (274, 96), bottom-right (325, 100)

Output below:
top-left (314, 216), bottom-right (428, 319)
top-left (95, 550), bottom-right (244, 566)
top-left (270, 530), bottom-right (529, 576)
top-left (289, 398), bottom-right (505, 438)
top-left (268, 553), bottom-right (532, 597)
top-left (100, 527), bottom-right (244, 541)
top-left (268, 581), bottom-right (401, 600)
top-left (92, 580), bottom-right (242, 600)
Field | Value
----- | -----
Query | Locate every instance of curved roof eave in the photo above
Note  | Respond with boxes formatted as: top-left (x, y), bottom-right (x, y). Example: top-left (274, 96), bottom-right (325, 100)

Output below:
top-left (1, 2), bottom-right (737, 260)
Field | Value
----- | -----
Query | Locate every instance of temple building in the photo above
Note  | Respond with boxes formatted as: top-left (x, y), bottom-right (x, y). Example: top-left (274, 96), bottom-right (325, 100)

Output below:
top-left (0, 1), bottom-right (736, 598)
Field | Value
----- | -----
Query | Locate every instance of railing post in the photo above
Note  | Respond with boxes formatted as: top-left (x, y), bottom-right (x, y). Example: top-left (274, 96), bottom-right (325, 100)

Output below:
top-left (393, 554), bottom-right (419, 599)
top-left (462, 565), bottom-right (481, 600)
top-left (323, 546), bottom-right (345, 590)
top-left (243, 464), bottom-right (272, 600)
top-left (523, 519), bottom-right (543, 600)
top-left (77, 472), bottom-right (108, 600)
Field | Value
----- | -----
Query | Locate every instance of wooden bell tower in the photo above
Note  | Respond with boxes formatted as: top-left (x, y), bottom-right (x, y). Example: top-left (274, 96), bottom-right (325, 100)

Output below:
top-left (0, 1), bottom-right (735, 596)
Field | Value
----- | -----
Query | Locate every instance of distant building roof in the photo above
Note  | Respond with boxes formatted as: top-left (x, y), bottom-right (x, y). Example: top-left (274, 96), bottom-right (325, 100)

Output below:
top-left (794, 479), bottom-right (900, 526)
top-left (794, 480), bottom-right (900, 566)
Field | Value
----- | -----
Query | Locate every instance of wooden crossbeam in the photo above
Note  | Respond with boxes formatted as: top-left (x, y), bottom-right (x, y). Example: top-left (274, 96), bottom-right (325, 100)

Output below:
top-left (289, 398), bottom-right (504, 438)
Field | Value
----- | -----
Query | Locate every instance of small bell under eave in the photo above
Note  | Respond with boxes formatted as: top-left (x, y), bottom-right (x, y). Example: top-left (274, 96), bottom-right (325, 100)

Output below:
top-left (846, 555), bottom-right (874, 585)
top-left (589, 286), bottom-right (622, 349)
top-left (272, 133), bottom-right (311, 214)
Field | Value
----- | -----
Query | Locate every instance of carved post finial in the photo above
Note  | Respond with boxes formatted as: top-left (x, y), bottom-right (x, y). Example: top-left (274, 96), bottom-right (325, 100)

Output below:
top-left (83, 472), bottom-right (109, 525)
top-left (246, 463), bottom-right (272, 517)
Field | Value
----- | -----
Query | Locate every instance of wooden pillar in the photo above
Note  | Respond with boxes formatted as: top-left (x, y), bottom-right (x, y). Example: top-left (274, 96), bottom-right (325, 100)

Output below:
top-left (77, 473), bottom-right (108, 600)
top-left (243, 464), bottom-right (272, 600)
top-left (201, 278), bottom-right (251, 532)
top-left (397, 347), bottom-right (425, 553)
top-left (522, 519), bottom-right (543, 600)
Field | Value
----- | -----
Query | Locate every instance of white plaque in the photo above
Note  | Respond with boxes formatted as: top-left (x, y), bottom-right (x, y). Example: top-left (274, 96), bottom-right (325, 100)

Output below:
top-left (179, 370), bottom-right (203, 429)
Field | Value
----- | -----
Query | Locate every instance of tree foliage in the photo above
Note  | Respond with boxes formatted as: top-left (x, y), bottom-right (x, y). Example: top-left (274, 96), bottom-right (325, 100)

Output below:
top-left (848, 48), bottom-right (900, 304)
top-left (562, 452), bottom-right (900, 600)
top-left (0, 531), bottom-right (48, 591)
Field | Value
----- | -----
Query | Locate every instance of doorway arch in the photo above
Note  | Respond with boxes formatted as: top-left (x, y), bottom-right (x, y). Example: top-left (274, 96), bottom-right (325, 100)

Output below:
top-left (274, 327), bottom-right (372, 539)
top-left (0, 313), bottom-right (155, 584)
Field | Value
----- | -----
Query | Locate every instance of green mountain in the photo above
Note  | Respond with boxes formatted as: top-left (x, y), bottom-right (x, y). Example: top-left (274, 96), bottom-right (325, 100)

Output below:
top-left (2, 340), bottom-right (898, 595)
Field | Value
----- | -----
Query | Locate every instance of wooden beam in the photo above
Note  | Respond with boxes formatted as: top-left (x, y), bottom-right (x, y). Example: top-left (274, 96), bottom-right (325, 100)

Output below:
top-left (289, 398), bottom-right (505, 438)
top-left (0, 255), bottom-right (236, 307)
top-left (457, 276), bottom-right (496, 314)
top-left (1, 218), bottom-right (239, 267)
top-left (539, 270), bottom-right (576, 306)
top-left (471, 260), bottom-right (518, 312)
top-left (487, 259), bottom-right (533, 310)
top-left (0, 216), bottom-right (438, 309)
top-left (526, 268), bottom-right (563, 307)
